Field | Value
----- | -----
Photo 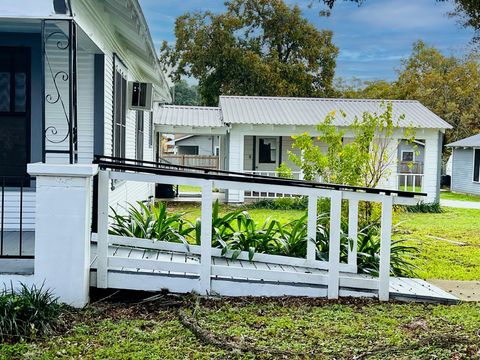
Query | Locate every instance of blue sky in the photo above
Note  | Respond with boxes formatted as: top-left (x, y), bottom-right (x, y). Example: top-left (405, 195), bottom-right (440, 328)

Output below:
top-left (140, 0), bottom-right (474, 83)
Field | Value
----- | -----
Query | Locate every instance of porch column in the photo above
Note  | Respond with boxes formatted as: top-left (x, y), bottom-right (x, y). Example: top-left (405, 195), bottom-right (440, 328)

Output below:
top-left (423, 130), bottom-right (442, 202)
top-left (27, 163), bottom-right (98, 307)
top-left (227, 130), bottom-right (245, 203)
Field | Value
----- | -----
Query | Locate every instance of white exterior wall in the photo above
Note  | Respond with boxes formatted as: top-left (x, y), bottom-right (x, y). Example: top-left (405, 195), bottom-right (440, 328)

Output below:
top-left (422, 129), bottom-right (442, 202)
top-left (227, 130), bottom-right (244, 202)
top-left (451, 148), bottom-right (480, 195)
top-left (175, 135), bottom-right (219, 156)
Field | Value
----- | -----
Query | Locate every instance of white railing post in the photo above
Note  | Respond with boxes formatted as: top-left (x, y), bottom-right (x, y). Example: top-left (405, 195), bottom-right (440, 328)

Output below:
top-left (96, 169), bottom-right (110, 289)
top-left (307, 194), bottom-right (318, 262)
top-left (328, 191), bottom-right (342, 299)
top-left (347, 198), bottom-right (359, 271)
top-left (200, 180), bottom-right (213, 294)
top-left (379, 194), bottom-right (393, 301)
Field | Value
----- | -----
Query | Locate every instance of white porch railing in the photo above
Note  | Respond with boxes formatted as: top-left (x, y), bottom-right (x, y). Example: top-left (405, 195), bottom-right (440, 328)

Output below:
top-left (397, 173), bottom-right (424, 193)
top-left (94, 159), bottom-right (421, 301)
top-left (244, 170), bottom-right (303, 198)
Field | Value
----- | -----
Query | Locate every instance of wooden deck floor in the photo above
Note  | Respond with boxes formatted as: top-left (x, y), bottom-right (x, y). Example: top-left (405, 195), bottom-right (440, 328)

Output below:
top-left (90, 243), bottom-right (459, 304)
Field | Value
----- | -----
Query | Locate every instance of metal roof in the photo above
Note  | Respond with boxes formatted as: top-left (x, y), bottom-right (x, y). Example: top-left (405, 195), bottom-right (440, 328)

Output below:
top-left (155, 105), bottom-right (223, 127)
top-left (219, 96), bottom-right (452, 129)
top-left (446, 133), bottom-right (480, 147)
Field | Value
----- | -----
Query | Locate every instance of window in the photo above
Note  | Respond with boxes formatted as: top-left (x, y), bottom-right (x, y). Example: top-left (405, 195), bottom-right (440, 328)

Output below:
top-left (136, 111), bottom-right (144, 160)
top-left (258, 137), bottom-right (277, 163)
top-left (178, 146), bottom-right (198, 155)
top-left (215, 146), bottom-right (220, 156)
top-left (473, 149), bottom-right (480, 183)
top-left (401, 150), bottom-right (415, 162)
top-left (149, 111), bottom-right (153, 148)
top-left (113, 69), bottom-right (127, 158)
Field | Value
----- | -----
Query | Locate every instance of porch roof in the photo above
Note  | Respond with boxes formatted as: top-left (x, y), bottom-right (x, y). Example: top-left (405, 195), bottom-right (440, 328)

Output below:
top-left (219, 96), bottom-right (452, 130)
top-left (155, 105), bottom-right (223, 128)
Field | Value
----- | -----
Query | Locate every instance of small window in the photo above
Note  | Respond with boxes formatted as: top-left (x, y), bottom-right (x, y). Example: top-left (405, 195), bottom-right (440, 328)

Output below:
top-left (113, 69), bottom-right (127, 158)
top-left (215, 146), bottom-right (220, 156)
top-left (148, 111), bottom-right (153, 148)
top-left (259, 137), bottom-right (277, 164)
top-left (178, 146), bottom-right (198, 155)
top-left (401, 150), bottom-right (414, 162)
top-left (473, 149), bottom-right (480, 183)
top-left (136, 111), bottom-right (144, 161)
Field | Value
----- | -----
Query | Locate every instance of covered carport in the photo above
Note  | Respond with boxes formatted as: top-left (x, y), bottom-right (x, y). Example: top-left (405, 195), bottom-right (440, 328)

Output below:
top-left (153, 104), bottom-right (228, 170)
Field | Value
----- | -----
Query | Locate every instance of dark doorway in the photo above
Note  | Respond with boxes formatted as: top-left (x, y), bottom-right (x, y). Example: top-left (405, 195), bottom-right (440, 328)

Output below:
top-left (0, 47), bottom-right (30, 185)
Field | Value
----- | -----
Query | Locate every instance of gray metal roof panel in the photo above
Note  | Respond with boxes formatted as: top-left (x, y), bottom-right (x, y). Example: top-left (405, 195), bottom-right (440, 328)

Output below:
top-left (446, 133), bottom-right (480, 147)
top-left (155, 105), bottom-right (223, 127)
top-left (219, 96), bottom-right (452, 129)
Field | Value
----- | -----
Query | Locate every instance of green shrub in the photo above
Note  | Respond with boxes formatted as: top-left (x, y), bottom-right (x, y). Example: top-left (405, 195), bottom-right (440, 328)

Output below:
top-left (109, 202), bottom-right (193, 247)
top-left (275, 163), bottom-right (293, 179)
top-left (0, 284), bottom-right (63, 343)
top-left (246, 197), bottom-right (308, 210)
top-left (403, 201), bottom-right (443, 213)
top-left (114, 202), bottom-right (419, 277)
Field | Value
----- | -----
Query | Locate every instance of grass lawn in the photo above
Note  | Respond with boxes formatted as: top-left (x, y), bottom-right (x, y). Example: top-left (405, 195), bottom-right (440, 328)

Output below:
top-left (177, 185), bottom-right (202, 193)
top-left (440, 191), bottom-right (480, 202)
top-left (165, 202), bottom-right (305, 224)
top-left (2, 295), bottom-right (479, 359)
top-left (395, 207), bottom-right (480, 281)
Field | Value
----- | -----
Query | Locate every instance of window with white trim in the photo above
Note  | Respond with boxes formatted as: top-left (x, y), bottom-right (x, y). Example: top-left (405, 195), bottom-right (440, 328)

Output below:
top-left (136, 111), bottom-right (144, 160)
top-left (113, 64), bottom-right (127, 158)
top-left (473, 149), bottom-right (480, 183)
top-left (401, 150), bottom-right (414, 162)
top-left (149, 111), bottom-right (153, 148)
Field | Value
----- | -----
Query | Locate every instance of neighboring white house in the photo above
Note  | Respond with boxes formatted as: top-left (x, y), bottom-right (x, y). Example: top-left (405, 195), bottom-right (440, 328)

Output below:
top-left (154, 96), bottom-right (451, 203)
top-left (174, 134), bottom-right (220, 156)
top-left (0, 0), bottom-right (170, 260)
top-left (446, 134), bottom-right (480, 195)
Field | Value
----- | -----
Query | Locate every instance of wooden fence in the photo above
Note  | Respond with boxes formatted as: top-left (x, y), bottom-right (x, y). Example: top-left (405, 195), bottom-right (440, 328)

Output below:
top-left (161, 155), bottom-right (219, 169)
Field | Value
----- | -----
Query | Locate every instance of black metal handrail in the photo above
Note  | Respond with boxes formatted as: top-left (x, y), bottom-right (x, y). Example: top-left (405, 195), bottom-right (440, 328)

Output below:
top-left (93, 155), bottom-right (427, 198)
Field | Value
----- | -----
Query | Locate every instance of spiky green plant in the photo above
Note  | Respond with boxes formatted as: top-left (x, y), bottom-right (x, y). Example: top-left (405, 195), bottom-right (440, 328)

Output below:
top-left (227, 212), bottom-right (280, 260)
top-left (0, 284), bottom-right (63, 343)
top-left (109, 201), bottom-right (192, 248)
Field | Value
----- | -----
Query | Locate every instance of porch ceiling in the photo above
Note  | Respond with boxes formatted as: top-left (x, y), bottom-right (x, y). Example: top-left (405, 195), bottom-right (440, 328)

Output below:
top-left (99, 0), bottom-right (171, 102)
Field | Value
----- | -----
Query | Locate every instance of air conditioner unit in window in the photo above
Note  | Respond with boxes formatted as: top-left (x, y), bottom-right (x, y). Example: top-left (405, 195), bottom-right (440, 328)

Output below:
top-left (128, 81), bottom-right (153, 111)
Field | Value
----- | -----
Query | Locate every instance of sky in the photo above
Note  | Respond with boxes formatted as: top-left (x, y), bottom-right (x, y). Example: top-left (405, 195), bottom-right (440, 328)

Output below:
top-left (139, 0), bottom-right (475, 83)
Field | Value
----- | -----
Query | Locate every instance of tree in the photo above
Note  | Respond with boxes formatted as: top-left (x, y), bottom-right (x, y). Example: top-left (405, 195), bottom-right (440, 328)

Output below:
top-left (335, 78), bottom-right (397, 100)
top-left (395, 41), bottom-right (480, 143)
top-left (160, 0), bottom-right (338, 106)
top-left (337, 41), bottom-right (480, 143)
top-left (288, 102), bottom-right (415, 188)
top-left (171, 80), bottom-right (199, 106)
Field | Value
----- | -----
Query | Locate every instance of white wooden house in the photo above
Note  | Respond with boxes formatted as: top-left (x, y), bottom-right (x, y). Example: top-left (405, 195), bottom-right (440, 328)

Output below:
top-left (0, 0), bottom-right (170, 265)
top-left (446, 134), bottom-right (480, 195)
top-left (154, 96), bottom-right (451, 203)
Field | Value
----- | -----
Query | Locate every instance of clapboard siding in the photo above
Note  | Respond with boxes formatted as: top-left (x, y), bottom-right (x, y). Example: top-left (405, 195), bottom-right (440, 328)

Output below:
top-left (77, 50), bottom-right (95, 164)
top-left (451, 148), bottom-right (480, 195)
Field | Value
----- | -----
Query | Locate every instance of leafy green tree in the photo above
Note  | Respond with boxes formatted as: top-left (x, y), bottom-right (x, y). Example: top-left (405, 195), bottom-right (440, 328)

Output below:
top-left (395, 41), bottom-right (480, 142)
top-left (160, 0), bottom-right (338, 106)
top-left (335, 78), bottom-right (397, 100)
top-left (172, 80), bottom-right (199, 106)
top-left (288, 102), bottom-right (415, 188)
top-left (337, 41), bottom-right (480, 143)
